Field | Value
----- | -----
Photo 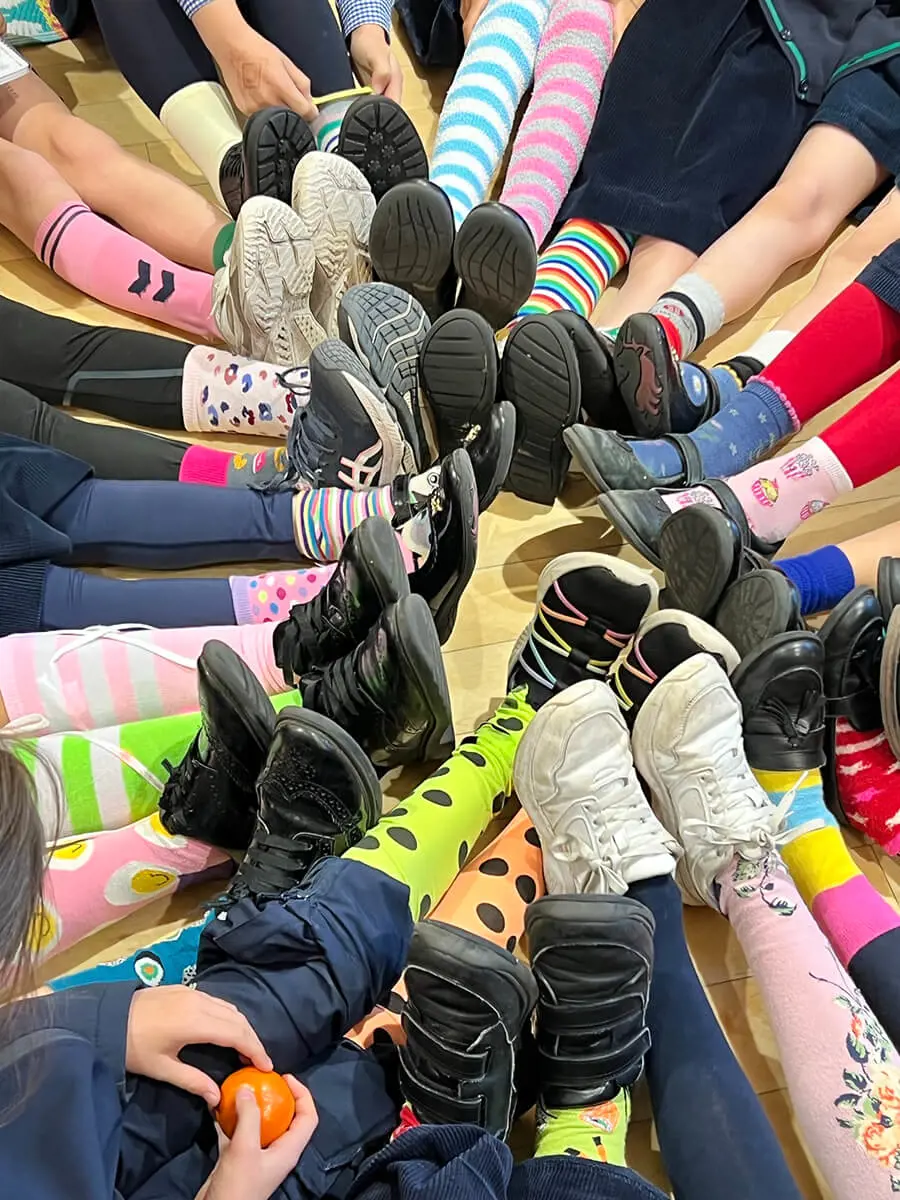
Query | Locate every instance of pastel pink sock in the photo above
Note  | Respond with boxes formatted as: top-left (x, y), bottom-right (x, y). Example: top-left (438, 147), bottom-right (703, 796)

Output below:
top-left (718, 851), bottom-right (900, 1197)
top-left (499, 0), bottom-right (613, 247)
top-left (38, 812), bottom-right (233, 963)
top-left (34, 202), bottom-right (219, 340)
top-left (181, 346), bottom-right (309, 435)
top-left (229, 566), bottom-right (337, 624)
top-left (0, 623), bottom-right (285, 732)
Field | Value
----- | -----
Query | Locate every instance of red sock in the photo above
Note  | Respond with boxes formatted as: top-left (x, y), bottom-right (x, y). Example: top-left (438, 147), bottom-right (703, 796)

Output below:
top-left (655, 314), bottom-right (683, 358)
top-left (760, 281), bottom-right (900, 425)
top-left (835, 720), bottom-right (900, 855)
top-left (33, 202), bottom-right (219, 340)
top-left (818, 363), bottom-right (900, 487)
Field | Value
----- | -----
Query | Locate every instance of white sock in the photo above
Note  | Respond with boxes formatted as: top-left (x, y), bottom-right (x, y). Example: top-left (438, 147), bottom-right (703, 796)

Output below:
top-left (160, 81), bottom-right (243, 207)
top-left (744, 329), bottom-right (796, 366)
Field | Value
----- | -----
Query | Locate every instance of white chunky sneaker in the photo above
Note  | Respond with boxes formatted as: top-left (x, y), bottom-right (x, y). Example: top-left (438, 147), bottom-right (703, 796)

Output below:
top-left (631, 653), bottom-right (786, 908)
top-left (212, 195), bottom-right (327, 366)
top-left (514, 679), bottom-right (680, 895)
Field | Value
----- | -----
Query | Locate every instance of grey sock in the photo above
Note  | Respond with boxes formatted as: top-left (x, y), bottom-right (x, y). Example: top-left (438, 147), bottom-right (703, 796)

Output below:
top-left (651, 273), bottom-right (726, 356)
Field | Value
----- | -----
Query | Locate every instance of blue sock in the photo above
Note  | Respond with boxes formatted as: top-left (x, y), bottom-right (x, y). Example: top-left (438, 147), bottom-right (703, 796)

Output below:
top-left (776, 544), bottom-right (856, 615)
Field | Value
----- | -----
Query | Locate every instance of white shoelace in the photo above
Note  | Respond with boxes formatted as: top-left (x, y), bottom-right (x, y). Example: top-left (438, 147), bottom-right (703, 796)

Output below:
top-left (47, 624), bottom-right (198, 672)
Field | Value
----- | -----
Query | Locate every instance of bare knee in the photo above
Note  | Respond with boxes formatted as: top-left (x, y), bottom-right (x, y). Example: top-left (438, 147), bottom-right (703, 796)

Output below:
top-left (753, 178), bottom-right (844, 260)
top-left (27, 111), bottom-right (120, 181)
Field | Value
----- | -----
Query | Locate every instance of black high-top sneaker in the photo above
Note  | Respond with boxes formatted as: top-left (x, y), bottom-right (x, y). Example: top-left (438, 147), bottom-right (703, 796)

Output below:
top-left (527, 894), bottom-right (654, 1110)
top-left (222, 707), bottom-right (382, 904)
top-left (299, 593), bottom-right (454, 768)
top-left (399, 920), bottom-right (538, 1139)
top-left (730, 632), bottom-right (825, 772)
top-left (608, 610), bottom-right (739, 728)
top-left (274, 516), bottom-right (410, 684)
top-left (159, 641), bottom-right (276, 849)
top-left (507, 552), bottom-right (659, 710)
top-left (218, 107), bottom-right (316, 219)
top-left (409, 449), bottom-right (477, 644)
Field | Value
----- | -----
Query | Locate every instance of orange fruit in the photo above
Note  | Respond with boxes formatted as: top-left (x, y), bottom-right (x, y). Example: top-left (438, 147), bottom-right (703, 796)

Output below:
top-left (215, 1067), bottom-right (295, 1147)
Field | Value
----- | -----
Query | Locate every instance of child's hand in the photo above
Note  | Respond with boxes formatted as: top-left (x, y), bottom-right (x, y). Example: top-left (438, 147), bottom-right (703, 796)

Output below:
top-left (126, 986), bottom-right (273, 1106)
top-left (202, 1076), bottom-right (318, 1200)
top-left (350, 25), bottom-right (403, 102)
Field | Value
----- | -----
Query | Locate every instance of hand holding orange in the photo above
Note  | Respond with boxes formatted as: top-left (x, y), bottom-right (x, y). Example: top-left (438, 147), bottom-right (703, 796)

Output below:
top-left (215, 1067), bottom-right (296, 1148)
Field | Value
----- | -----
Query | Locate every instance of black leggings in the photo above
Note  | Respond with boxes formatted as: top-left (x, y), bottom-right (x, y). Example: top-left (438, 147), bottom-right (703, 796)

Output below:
top-left (91, 0), bottom-right (355, 116)
top-left (0, 297), bottom-right (189, 428)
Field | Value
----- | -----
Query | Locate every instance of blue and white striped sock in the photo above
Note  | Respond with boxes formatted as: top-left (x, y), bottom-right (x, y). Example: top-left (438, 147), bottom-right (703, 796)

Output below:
top-left (429, 0), bottom-right (551, 227)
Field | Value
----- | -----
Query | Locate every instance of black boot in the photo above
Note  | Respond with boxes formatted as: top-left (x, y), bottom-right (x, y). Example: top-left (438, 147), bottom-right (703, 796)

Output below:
top-left (400, 920), bottom-right (538, 1138)
top-left (410, 449), bottom-right (478, 644)
top-left (274, 515), bottom-right (410, 684)
top-left (526, 894), bottom-right (654, 1109)
top-left (159, 641), bottom-right (276, 849)
top-left (299, 592), bottom-right (454, 767)
top-left (222, 707), bottom-right (382, 904)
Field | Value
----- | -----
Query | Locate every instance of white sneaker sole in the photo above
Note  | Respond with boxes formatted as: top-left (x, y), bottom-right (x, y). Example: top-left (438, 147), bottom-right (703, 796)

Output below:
top-left (507, 552), bottom-right (660, 678)
top-left (292, 152), bottom-right (376, 338)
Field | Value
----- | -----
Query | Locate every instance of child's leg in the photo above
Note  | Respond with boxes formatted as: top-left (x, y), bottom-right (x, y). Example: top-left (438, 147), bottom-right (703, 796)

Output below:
top-left (0, 70), bottom-right (228, 271)
top-left (719, 852), bottom-right (900, 1198)
top-left (589, 235), bottom-right (697, 330)
top-left (512, 218), bottom-right (633, 322)
top-left (775, 522), bottom-right (900, 614)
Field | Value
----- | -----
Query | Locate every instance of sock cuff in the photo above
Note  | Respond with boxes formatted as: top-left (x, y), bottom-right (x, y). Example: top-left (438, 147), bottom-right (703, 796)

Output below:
top-left (750, 375), bottom-right (801, 432)
top-left (212, 222), bottom-right (235, 271)
top-left (668, 272), bottom-right (726, 337)
top-left (777, 544), bottom-right (855, 616)
top-left (181, 345), bottom-right (209, 432)
top-left (804, 435), bottom-right (855, 493)
top-left (33, 202), bottom-right (91, 265)
top-left (178, 443), bottom-right (231, 486)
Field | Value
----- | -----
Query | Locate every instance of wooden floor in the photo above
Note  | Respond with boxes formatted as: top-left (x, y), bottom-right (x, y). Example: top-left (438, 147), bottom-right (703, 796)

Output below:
top-left (15, 14), bottom-right (900, 1197)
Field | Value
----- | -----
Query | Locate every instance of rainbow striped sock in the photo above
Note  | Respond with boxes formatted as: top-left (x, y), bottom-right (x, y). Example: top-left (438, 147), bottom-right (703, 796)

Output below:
top-left (292, 484), bottom-right (396, 561)
top-left (514, 219), bottom-right (631, 321)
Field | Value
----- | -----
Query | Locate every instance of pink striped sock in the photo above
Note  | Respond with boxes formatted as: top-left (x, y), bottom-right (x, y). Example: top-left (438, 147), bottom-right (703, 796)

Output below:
top-left (33, 202), bottom-right (219, 340)
top-left (499, 0), bottom-right (613, 248)
top-left (0, 623), bottom-right (285, 733)
top-left (229, 566), bottom-right (337, 625)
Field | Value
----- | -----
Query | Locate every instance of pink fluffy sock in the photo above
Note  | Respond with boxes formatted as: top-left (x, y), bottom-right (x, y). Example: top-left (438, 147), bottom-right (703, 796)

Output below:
top-left (0, 623), bottom-right (285, 733)
top-left (34, 202), bottom-right (219, 340)
top-left (181, 346), bottom-right (309, 435)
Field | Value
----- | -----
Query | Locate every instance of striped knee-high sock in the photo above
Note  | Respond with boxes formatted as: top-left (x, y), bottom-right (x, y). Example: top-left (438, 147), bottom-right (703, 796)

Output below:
top-left (499, 0), bottom-right (614, 249)
top-left (429, 0), bottom-right (552, 226)
top-left (514, 218), bottom-right (631, 321)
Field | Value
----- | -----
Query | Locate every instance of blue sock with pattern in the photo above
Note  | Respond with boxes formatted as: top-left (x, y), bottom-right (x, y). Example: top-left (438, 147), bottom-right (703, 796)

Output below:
top-left (429, 0), bottom-right (552, 226)
top-left (776, 544), bottom-right (856, 615)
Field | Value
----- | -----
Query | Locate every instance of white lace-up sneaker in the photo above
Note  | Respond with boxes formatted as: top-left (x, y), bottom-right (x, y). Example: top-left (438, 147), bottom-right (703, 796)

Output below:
top-left (514, 679), bottom-right (680, 895)
top-left (631, 653), bottom-right (787, 908)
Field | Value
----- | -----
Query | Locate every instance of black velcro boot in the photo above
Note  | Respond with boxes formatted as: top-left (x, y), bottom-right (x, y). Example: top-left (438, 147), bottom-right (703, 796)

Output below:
top-left (526, 894), bottom-right (654, 1108)
top-left (400, 920), bottom-right (538, 1139)
top-left (222, 707), bottom-right (382, 905)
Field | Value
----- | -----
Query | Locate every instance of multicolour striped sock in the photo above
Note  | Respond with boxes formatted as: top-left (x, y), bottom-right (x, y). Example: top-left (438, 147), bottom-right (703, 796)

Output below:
top-left (513, 219), bottom-right (631, 321)
top-left (310, 98), bottom-right (354, 153)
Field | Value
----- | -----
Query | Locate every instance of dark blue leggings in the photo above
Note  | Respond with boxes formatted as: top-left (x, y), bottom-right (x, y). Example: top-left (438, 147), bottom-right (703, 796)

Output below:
top-left (40, 566), bottom-right (237, 630)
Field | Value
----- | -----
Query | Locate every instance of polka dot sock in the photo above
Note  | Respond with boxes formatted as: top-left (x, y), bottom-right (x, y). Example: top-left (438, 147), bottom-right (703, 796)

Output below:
top-left (229, 566), bottom-right (337, 625)
top-left (534, 1091), bottom-right (631, 1164)
top-left (181, 345), bottom-right (309, 436)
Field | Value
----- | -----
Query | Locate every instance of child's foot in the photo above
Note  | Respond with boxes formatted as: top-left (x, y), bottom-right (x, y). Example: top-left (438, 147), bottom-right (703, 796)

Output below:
top-left (418, 309), bottom-right (498, 457)
top-left (454, 201), bottom-right (537, 331)
top-left (219, 106), bottom-right (316, 218)
top-left (336, 94), bottom-right (428, 201)
top-left (368, 180), bottom-right (458, 321)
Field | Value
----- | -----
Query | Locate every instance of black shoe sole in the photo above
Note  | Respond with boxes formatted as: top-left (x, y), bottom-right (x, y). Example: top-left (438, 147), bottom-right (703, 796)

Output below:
top-left (384, 593), bottom-right (455, 764)
top-left (369, 181), bottom-right (456, 322)
top-left (199, 640), bottom-right (276, 753)
top-left (271, 705), bottom-right (383, 830)
top-left (615, 313), bottom-right (682, 438)
top-left (502, 317), bottom-right (580, 506)
top-left (877, 557), bottom-right (900, 624)
top-left (418, 309), bottom-right (498, 457)
top-left (714, 571), bottom-right (801, 659)
top-left (337, 95), bottom-right (428, 201)
top-left (454, 204), bottom-right (537, 331)
top-left (596, 491), bottom-right (663, 569)
top-left (348, 514), bottom-right (411, 610)
top-left (881, 606), bottom-right (900, 762)
top-left (658, 505), bottom-right (736, 618)
top-left (244, 107), bottom-right (316, 206)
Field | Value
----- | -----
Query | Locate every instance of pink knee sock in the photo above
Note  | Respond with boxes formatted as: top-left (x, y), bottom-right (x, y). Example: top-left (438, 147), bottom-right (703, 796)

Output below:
top-left (0, 623), bottom-right (285, 732)
top-left (34, 202), bottom-right (219, 340)
top-left (181, 346), bottom-right (309, 435)
top-left (38, 812), bottom-right (233, 963)
top-left (229, 566), bottom-right (337, 624)
top-left (718, 851), bottom-right (900, 1197)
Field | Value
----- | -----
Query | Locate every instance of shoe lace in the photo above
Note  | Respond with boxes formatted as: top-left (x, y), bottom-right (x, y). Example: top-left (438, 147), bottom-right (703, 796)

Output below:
top-left (273, 583), bottom-right (348, 686)
top-left (46, 622), bottom-right (197, 673)
top-left (252, 369), bottom-right (331, 494)
top-left (306, 641), bottom-right (377, 730)
top-left (518, 592), bottom-right (612, 694)
top-left (679, 740), bottom-right (789, 854)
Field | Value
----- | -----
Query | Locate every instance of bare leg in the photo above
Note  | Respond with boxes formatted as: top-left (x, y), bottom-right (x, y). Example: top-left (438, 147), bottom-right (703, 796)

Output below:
top-left (593, 235), bottom-right (697, 328)
top-left (829, 521), bottom-right (900, 590)
top-left (0, 136), bottom-right (81, 246)
top-left (0, 72), bottom-right (228, 271)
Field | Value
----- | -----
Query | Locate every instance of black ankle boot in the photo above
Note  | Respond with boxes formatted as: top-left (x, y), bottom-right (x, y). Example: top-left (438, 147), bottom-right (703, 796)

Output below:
top-left (526, 894), bottom-right (654, 1108)
top-left (410, 449), bottom-right (478, 644)
top-left (299, 593), bottom-right (454, 768)
top-left (400, 920), bottom-right (538, 1138)
top-left (159, 641), bottom-right (275, 848)
top-left (222, 708), bottom-right (382, 904)
top-left (274, 516), bottom-right (410, 684)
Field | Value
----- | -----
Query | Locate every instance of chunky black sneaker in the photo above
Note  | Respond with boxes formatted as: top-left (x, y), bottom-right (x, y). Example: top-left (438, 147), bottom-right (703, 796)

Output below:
top-left (548, 311), bottom-right (628, 431)
top-left (527, 894), bottom-right (654, 1109)
top-left (608, 609), bottom-right (739, 728)
top-left (502, 315), bottom-right (582, 506)
top-left (337, 94), bottom-right (429, 201)
top-left (466, 399), bottom-right (516, 512)
top-left (614, 313), bottom-right (686, 439)
top-left (299, 592), bottom-right (454, 767)
top-left (410, 449), bottom-right (477, 644)
top-left (338, 282), bottom-right (431, 468)
top-left (400, 920), bottom-right (538, 1138)
top-left (274, 516), bottom-right (410, 683)
top-left (219, 107), bottom-right (316, 219)
top-left (223, 708), bottom-right (382, 903)
top-left (454, 202), bottom-right (537, 331)
top-left (418, 309), bottom-right (498, 458)
top-left (369, 180), bottom-right (458, 321)
top-left (508, 553), bottom-right (659, 709)
top-left (159, 641), bottom-right (276, 849)
top-left (730, 632), bottom-right (825, 772)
